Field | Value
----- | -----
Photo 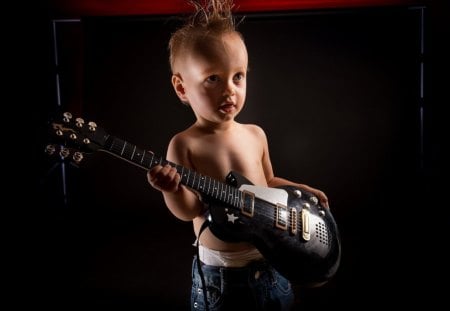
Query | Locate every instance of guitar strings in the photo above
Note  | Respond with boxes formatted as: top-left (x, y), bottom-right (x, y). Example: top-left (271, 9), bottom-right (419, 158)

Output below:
top-left (109, 139), bottom-right (303, 225)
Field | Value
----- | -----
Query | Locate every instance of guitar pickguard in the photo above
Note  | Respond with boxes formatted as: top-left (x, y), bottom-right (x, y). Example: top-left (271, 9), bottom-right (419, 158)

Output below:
top-left (239, 184), bottom-right (289, 206)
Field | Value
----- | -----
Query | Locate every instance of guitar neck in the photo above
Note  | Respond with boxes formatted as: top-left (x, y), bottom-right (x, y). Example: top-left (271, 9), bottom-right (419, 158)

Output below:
top-left (103, 135), bottom-right (242, 208)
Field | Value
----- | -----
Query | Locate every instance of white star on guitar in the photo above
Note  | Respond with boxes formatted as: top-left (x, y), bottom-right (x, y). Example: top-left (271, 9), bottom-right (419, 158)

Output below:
top-left (226, 213), bottom-right (239, 224)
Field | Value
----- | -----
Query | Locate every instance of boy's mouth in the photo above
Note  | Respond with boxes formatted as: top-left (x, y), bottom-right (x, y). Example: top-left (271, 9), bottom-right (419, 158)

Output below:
top-left (219, 103), bottom-right (236, 113)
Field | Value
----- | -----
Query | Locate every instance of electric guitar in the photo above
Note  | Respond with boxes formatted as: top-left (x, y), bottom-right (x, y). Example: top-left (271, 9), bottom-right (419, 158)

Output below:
top-left (46, 112), bottom-right (341, 286)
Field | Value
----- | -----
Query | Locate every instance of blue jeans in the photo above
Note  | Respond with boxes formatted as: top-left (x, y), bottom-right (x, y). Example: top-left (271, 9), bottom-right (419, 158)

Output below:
top-left (191, 256), bottom-right (295, 310)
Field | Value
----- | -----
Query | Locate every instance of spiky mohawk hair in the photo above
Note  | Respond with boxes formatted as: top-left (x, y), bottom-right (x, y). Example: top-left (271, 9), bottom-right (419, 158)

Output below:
top-left (168, 0), bottom-right (239, 72)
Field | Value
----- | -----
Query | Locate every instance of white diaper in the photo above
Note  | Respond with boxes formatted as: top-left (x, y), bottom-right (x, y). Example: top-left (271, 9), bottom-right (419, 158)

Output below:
top-left (198, 244), bottom-right (264, 268)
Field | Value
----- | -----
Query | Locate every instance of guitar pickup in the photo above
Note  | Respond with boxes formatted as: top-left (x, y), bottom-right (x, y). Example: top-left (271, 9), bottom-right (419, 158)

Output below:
top-left (301, 203), bottom-right (311, 241)
top-left (275, 204), bottom-right (288, 230)
top-left (290, 208), bottom-right (297, 235)
top-left (241, 190), bottom-right (254, 217)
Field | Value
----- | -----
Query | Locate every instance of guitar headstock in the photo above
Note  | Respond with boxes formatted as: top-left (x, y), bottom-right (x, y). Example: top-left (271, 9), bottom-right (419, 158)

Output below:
top-left (46, 111), bottom-right (108, 163)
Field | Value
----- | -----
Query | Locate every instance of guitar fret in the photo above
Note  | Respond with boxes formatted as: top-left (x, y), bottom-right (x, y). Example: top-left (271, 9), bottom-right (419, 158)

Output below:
top-left (191, 171), bottom-right (196, 188)
top-left (228, 186), bottom-right (233, 205)
top-left (225, 185), bottom-right (228, 202)
top-left (145, 152), bottom-right (154, 168)
top-left (140, 149), bottom-right (145, 165)
top-left (220, 183), bottom-right (225, 201)
top-left (109, 138), bottom-right (116, 152)
top-left (186, 169), bottom-right (191, 186)
top-left (234, 189), bottom-right (240, 208)
top-left (213, 180), bottom-right (218, 198)
top-left (149, 152), bottom-right (155, 168)
top-left (179, 166), bottom-right (185, 180)
top-left (120, 141), bottom-right (127, 156)
top-left (223, 184), bottom-right (227, 203)
top-left (131, 145), bottom-right (136, 161)
top-left (207, 177), bottom-right (211, 196)
top-left (224, 185), bottom-right (228, 204)
top-left (113, 138), bottom-right (123, 154)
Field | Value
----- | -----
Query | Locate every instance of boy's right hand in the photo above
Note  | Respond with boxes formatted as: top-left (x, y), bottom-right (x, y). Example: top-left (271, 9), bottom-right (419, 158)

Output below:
top-left (147, 164), bottom-right (181, 193)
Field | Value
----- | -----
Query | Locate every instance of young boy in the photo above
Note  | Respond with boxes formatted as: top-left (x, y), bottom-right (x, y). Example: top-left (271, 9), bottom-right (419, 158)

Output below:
top-left (147, 0), bottom-right (329, 309)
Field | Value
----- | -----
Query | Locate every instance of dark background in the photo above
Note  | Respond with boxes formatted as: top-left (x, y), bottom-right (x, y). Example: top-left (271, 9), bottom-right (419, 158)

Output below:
top-left (30, 3), bottom-right (447, 310)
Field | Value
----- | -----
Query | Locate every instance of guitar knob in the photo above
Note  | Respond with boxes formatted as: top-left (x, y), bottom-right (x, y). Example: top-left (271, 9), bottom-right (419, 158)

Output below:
top-left (63, 112), bottom-right (72, 123)
top-left (73, 152), bottom-right (84, 164)
top-left (45, 144), bottom-right (56, 155)
top-left (88, 121), bottom-right (97, 131)
top-left (75, 118), bottom-right (85, 128)
top-left (293, 189), bottom-right (302, 198)
top-left (309, 196), bottom-right (318, 205)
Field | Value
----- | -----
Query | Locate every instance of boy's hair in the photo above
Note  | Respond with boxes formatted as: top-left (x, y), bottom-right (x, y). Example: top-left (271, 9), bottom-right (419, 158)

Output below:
top-left (168, 0), bottom-right (240, 72)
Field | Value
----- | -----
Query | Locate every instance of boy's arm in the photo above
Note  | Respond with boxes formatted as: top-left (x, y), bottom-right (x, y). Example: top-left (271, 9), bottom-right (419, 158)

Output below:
top-left (267, 176), bottom-right (329, 209)
top-left (147, 135), bottom-right (205, 221)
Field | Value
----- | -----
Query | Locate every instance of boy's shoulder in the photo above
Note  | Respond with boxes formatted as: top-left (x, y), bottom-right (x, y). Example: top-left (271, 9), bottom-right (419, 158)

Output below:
top-left (242, 123), bottom-right (264, 133)
top-left (240, 123), bottom-right (267, 139)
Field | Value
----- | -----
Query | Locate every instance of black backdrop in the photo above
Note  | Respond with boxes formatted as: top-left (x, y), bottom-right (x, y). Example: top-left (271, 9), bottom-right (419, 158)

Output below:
top-left (36, 6), bottom-right (444, 310)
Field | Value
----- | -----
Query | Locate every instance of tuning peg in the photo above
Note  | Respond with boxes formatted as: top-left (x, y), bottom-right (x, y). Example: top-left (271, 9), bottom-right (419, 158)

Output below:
top-left (75, 117), bottom-right (85, 128)
top-left (63, 112), bottom-right (73, 123)
top-left (59, 147), bottom-right (70, 158)
top-left (73, 151), bottom-right (84, 164)
top-left (45, 144), bottom-right (56, 155)
top-left (88, 121), bottom-right (97, 131)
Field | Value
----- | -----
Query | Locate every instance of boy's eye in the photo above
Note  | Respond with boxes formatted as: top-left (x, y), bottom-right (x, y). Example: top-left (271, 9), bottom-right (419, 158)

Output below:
top-left (234, 73), bottom-right (245, 81)
top-left (206, 75), bottom-right (219, 83)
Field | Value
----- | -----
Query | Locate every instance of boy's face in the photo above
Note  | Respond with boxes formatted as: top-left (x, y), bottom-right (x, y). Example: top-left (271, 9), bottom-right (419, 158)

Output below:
top-left (172, 32), bottom-right (248, 125)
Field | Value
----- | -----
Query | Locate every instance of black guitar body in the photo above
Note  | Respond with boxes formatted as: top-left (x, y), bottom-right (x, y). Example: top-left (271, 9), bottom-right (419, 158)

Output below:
top-left (206, 172), bottom-right (341, 287)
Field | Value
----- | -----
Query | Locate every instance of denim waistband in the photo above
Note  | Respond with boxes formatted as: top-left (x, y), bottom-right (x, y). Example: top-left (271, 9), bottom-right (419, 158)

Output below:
top-left (196, 256), bottom-right (272, 282)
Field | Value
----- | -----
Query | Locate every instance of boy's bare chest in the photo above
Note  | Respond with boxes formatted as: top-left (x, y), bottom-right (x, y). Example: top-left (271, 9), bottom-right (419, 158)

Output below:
top-left (190, 138), bottom-right (265, 184)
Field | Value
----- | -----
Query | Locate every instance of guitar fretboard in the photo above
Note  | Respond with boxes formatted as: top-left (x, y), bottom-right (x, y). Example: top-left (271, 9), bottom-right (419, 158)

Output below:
top-left (104, 135), bottom-right (243, 208)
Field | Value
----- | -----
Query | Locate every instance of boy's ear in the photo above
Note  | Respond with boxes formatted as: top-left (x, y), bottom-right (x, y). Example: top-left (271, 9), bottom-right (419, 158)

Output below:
top-left (171, 74), bottom-right (189, 103)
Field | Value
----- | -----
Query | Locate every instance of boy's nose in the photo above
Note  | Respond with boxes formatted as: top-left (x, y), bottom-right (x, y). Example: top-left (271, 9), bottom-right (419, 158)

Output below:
top-left (223, 84), bottom-right (235, 97)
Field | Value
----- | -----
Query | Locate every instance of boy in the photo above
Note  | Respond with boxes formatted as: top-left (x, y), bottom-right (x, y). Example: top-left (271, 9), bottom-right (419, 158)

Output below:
top-left (147, 0), bottom-right (329, 309)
